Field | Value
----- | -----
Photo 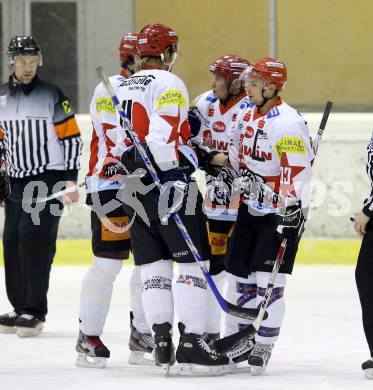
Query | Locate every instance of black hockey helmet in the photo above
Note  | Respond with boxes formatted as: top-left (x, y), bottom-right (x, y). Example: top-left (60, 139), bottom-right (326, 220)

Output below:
top-left (7, 36), bottom-right (42, 65)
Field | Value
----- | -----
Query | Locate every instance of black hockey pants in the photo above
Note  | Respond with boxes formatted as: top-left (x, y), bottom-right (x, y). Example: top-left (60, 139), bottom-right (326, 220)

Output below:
top-left (3, 171), bottom-right (64, 322)
top-left (356, 218), bottom-right (373, 357)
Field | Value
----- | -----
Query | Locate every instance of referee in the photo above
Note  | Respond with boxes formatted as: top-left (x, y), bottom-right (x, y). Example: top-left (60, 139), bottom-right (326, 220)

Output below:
top-left (0, 36), bottom-right (82, 337)
top-left (354, 134), bottom-right (373, 379)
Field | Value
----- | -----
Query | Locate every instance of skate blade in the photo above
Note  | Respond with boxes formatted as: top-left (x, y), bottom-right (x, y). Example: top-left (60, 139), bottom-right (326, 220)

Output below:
top-left (364, 368), bottom-right (373, 379)
top-left (227, 362), bottom-right (251, 374)
top-left (76, 353), bottom-right (107, 369)
top-left (177, 363), bottom-right (228, 377)
top-left (16, 323), bottom-right (43, 338)
top-left (0, 324), bottom-right (17, 334)
top-left (250, 365), bottom-right (266, 376)
top-left (128, 351), bottom-right (155, 366)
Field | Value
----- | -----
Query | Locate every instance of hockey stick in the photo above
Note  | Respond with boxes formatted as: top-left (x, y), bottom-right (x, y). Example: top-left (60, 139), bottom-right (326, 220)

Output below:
top-left (215, 101), bottom-right (333, 353)
top-left (96, 66), bottom-right (261, 321)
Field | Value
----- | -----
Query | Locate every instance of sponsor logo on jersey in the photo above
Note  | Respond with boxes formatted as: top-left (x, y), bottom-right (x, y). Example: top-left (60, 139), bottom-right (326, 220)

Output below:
top-left (121, 74), bottom-right (155, 87)
top-left (243, 112), bottom-right (251, 122)
top-left (240, 144), bottom-right (272, 160)
top-left (274, 137), bottom-right (306, 158)
top-left (62, 99), bottom-right (72, 114)
top-left (212, 121), bottom-right (226, 133)
top-left (156, 89), bottom-right (186, 108)
top-left (210, 139), bottom-right (230, 151)
top-left (244, 126), bottom-right (254, 138)
top-left (96, 97), bottom-right (115, 114)
top-left (208, 107), bottom-right (214, 117)
top-left (0, 95), bottom-right (7, 106)
top-left (232, 113), bottom-right (237, 122)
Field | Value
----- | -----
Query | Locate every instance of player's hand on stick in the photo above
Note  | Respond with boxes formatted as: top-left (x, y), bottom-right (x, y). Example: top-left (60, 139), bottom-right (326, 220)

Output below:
top-left (277, 201), bottom-right (305, 241)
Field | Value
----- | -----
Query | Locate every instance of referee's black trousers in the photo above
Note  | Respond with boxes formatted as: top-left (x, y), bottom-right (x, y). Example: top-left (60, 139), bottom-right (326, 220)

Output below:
top-left (356, 219), bottom-right (373, 357)
top-left (3, 171), bottom-right (64, 322)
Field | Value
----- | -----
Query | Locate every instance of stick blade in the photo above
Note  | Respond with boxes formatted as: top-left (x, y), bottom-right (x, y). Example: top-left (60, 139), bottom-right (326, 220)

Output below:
top-left (225, 301), bottom-right (267, 321)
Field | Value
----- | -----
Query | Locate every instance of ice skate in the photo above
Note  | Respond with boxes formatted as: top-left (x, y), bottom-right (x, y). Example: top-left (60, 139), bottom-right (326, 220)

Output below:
top-left (225, 337), bottom-right (255, 373)
top-left (128, 313), bottom-right (155, 366)
top-left (202, 332), bottom-right (220, 350)
top-left (362, 358), bottom-right (373, 379)
top-left (15, 314), bottom-right (43, 338)
top-left (0, 311), bottom-right (19, 333)
top-left (176, 323), bottom-right (229, 376)
top-left (152, 323), bottom-right (175, 376)
top-left (75, 330), bottom-right (110, 369)
top-left (248, 342), bottom-right (273, 375)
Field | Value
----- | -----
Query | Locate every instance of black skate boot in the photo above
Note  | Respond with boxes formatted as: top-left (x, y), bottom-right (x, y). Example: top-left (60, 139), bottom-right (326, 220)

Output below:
top-left (248, 342), bottom-right (274, 375)
top-left (76, 330), bottom-right (110, 369)
top-left (362, 358), bottom-right (373, 379)
top-left (128, 312), bottom-right (155, 365)
top-left (176, 323), bottom-right (229, 376)
top-left (15, 314), bottom-right (43, 338)
top-left (202, 332), bottom-right (220, 350)
top-left (152, 322), bottom-right (175, 375)
top-left (0, 311), bottom-right (19, 333)
top-left (225, 337), bottom-right (255, 373)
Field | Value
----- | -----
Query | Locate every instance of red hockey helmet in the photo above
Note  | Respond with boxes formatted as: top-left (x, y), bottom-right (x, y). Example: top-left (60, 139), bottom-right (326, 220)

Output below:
top-left (241, 57), bottom-right (287, 91)
top-left (210, 55), bottom-right (250, 83)
top-left (118, 33), bottom-right (139, 64)
top-left (137, 23), bottom-right (179, 57)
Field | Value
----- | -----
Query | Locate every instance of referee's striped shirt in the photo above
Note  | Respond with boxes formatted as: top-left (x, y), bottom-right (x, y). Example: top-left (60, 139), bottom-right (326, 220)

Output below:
top-left (0, 76), bottom-right (82, 180)
top-left (363, 134), bottom-right (373, 216)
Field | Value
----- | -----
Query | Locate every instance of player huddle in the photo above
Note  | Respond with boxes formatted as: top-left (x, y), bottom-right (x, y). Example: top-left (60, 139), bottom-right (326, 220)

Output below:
top-left (76, 22), bottom-right (314, 376)
top-left (0, 23), bottom-right (314, 377)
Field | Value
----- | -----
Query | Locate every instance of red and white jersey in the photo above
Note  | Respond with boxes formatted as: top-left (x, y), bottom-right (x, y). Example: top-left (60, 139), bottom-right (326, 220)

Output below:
top-left (229, 98), bottom-right (314, 214)
top-left (115, 69), bottom-right (191, 170)
top-left (86, 74), bottom-right (132, 193)
top-left (192, 90), bottom-right (247, 153)
top-left (191, 90), bottom-right (248, 220)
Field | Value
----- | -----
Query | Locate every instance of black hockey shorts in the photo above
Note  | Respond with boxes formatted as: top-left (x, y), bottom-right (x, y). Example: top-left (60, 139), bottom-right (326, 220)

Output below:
top-left (86, 190), bottom-right (131, 259)
top-left (206, 218), bottom-right (235, 275)
top-left (225, 203), bottom-right (300, 278)
top-left (130, 193), bottom-right (211, 266)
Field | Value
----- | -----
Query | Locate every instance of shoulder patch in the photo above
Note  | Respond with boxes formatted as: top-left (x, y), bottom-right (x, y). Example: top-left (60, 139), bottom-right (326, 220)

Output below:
top-left (62, 99), bottom-right (72, 114)
top-left (157, 89), bottom-right (186, 108)
top-left (274, 136), bottom-right (306, 158)
top-left (96, 97), bottom-right (115, 115)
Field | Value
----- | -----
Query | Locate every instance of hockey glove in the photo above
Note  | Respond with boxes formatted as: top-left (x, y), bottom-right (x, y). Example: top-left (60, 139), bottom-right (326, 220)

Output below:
top-left (207, 165), bottom-right (237, 205)
top-left (276, 201), bottom-right (305, 241)
top-left (158, 169), bottom-right (189, 223)
top-left (0, 170), bottom-right (10, 202)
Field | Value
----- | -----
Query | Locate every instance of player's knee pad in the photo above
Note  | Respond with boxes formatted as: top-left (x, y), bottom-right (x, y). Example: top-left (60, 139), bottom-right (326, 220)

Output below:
top-left (174, 261), bottom-right (209, 334)
top-left (224, 272), bottom-right (257, 336)
top-left (140, 260), bottom-right (174, 328)
top-left (81, 256), bottom-right (123, 302)
top-left (254, 272), bottom-right (286, 344)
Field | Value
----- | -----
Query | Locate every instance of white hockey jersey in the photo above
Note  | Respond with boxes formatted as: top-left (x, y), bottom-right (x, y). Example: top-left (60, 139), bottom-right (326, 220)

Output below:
top-left (86, 74), bottom-right (132, 193)
top-left (191, 90), bottom-right (248, 220)
top-left (229, 98), bottom-right (314, 214)
top-left (115, 69), bottom-right (191, 170)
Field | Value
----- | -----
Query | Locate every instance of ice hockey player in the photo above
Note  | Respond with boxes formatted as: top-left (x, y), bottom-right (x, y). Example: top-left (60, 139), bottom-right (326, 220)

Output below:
top-left (219, 58), bottom-right (313, 374)
top-left (189, 55), bottom-right (250, 347)
top-left (116, 23), bottom-right (229, 375)
top-left (75, 33), bottom-right (154, 369)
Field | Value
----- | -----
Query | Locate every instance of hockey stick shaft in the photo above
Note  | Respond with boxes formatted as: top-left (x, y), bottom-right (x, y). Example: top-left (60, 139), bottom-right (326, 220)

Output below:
top-left (215, 101), bottom-right (333, 353)
top-left (96, 66), bottom-right (259, 320)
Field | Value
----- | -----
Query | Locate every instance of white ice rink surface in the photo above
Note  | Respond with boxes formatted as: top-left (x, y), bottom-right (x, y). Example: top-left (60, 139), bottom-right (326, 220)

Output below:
top-left (0, 265), bottom-right (371, 390)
